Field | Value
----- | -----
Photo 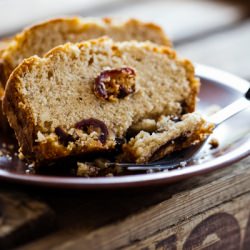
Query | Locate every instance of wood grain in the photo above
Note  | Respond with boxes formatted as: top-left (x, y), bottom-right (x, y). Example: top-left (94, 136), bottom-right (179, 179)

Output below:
top-left (20, 157), bottom-right (250, 250)
top-left (125, 192), bottom-right (250, 250)
top-left (0, 191), bottom-right (55, 249)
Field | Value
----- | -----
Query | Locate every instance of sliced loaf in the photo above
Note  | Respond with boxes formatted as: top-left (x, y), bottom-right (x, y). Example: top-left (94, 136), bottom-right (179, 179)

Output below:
top-left (3, 38), bottom-right (199, 162)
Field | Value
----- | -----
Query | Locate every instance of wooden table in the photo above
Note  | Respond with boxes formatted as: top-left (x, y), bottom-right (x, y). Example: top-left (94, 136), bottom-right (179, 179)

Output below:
top-left (1, 1), bottom-right (250, 249)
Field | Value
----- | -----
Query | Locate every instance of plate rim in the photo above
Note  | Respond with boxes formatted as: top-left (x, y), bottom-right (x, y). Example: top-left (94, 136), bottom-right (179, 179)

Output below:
top-left (0, 64), bottom-right (250, 189)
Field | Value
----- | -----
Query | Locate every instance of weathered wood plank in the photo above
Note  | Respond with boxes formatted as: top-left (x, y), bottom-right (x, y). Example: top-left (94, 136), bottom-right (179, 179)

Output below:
top-left (102, 0), bottom-right (249, 43)
top-left (177, 20), bottom-right (250, 79)
top-left (125, 192), bottom-right (250, 250)
top-left (21, 157), bottom-right (250, 250)
top-left (0, 191), bottom-right (55, 249)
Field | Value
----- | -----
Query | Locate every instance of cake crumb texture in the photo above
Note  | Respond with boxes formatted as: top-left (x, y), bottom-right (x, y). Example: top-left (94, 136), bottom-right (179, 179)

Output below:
top-left (122, 113), bottom-right (214, 163)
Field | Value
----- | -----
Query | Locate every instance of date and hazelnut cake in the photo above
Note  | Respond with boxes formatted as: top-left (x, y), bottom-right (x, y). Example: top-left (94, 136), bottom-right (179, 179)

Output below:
top-left (3, 37), bottom-right (213, 163)
top-left (0, 17), bottom-right (171, 133)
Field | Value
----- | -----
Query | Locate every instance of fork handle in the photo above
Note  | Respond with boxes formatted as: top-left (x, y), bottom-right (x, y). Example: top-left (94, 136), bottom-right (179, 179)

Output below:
top-left (208, 87), bottom-right (250, 126)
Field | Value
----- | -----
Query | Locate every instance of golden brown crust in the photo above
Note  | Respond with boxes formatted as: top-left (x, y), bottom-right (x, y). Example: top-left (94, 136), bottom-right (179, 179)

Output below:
top-left (0, 37), bottom-right (12, 52)
top-left (181, 59), bottom-right (200, 113)
top-left (0, 84), bottom-right (5, 131)
top-left (3, 57), bottom-right (37, 153)
top-left (0, 37), bottom-right (14, 85)
top-left (0, 38), bottom-right (11, 130)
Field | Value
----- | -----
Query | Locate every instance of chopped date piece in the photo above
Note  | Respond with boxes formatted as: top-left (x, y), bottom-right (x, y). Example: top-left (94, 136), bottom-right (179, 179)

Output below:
top-left (209, 138), bottom-right (219, 149)
top-left (75, 118), bottom-right (108, 144)
top-left (55, 126), bottom-right (75, 146)
top-left (94, 67), bottom-right (136, 101)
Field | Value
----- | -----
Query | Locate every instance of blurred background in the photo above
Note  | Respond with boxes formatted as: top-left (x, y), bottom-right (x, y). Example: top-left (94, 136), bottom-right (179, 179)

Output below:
top-left (0, 0), bottom-right (250, 80)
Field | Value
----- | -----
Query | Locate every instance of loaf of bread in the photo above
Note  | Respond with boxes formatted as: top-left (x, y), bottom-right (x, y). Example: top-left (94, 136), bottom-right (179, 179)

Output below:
top-left (3, 38), bottom-right (199, 162)
top-left (122, 113), bottom-right (214, 163)
top-left (0, 17), bottom-right (171, 87)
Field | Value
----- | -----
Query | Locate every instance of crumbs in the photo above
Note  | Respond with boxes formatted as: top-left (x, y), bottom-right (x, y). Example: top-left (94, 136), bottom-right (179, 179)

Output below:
top-left (77, 162), bottom-right (100, 177)
top-left (209, 138), bottom-right (219, 149)
top-left (0, 136), bottom-right (220, 178)
top-left (76, 158), bottom-right (124, 177)
top-left (1, 142), bottom-right (15, 150)
top-left (0, 142), bottom-right (16, 160)
top-left (25, 162), bottom-right (36, 174)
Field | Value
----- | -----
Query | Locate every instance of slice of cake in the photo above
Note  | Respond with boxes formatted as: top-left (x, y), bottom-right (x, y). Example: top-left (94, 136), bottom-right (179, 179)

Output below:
top-left (121, 113), bottom-right (214, 163)
top-left (3, 38), bottom-right (199, 162)
top-left (0, 17), bottom-right (171, 132)
top-left (0, 17), bottom-right (171, 87)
